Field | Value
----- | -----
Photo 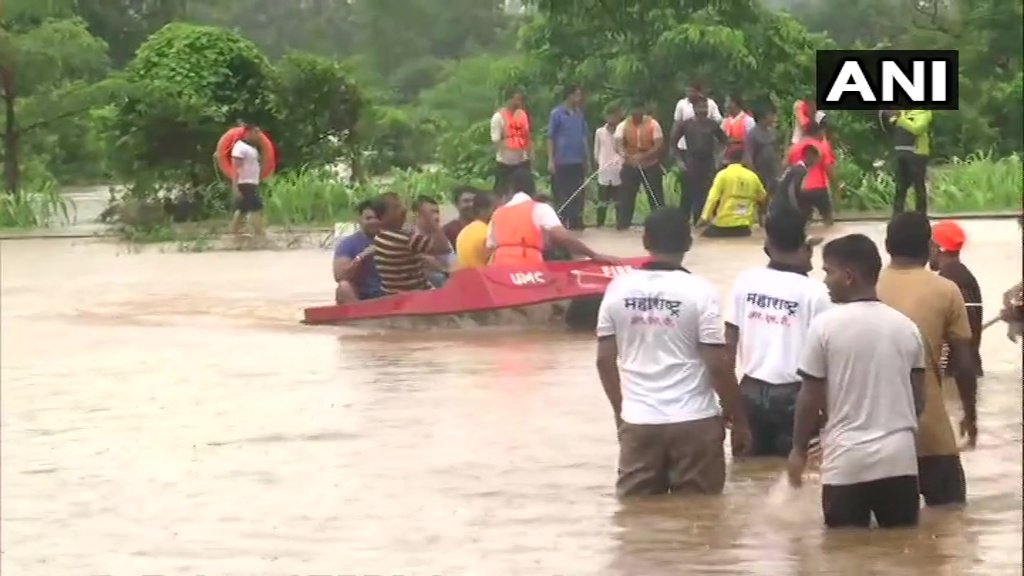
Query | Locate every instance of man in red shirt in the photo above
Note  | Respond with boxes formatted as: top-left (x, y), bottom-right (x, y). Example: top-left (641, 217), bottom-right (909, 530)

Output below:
top-left (786, 123), bottom-right (836, 227)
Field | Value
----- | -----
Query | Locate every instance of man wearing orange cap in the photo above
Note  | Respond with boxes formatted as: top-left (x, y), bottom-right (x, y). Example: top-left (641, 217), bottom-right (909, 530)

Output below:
top-left (929, 221), bottom-right (983, 378)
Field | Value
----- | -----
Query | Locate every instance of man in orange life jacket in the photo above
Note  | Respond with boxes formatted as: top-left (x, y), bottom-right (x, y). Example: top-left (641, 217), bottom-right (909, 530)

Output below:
top-left (614, 101), bottom-right (665, 230)
top-left (486, 170), bottom-right (618, 266)
top-left (721, 95), bottom-right (756, 163)
top-left (490, 88), bottom-right (535, 196)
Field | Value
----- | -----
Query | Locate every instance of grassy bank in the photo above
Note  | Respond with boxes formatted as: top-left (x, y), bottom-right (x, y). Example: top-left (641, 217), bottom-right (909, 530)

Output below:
top-left (0, 183), bottom-right (77, 229)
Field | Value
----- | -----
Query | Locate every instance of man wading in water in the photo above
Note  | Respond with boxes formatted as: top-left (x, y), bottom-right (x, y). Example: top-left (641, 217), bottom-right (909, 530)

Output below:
top-left (596, 207), bottom-right (751, 497)
top-left (548, 84), bottom-right (591, 231)
top-left (929, 221), bottom-right (984, 378)
top-left (878, 212), bottom-right (978, 507)
top-left (789, 234), bottom-right (926, 529)
top-left (614, 102), bottom-right (665, 229)
top-left (726, 209), bottom-right (831, 457)
top-left (229, 123), bottom-right (265, 239)
top-left (672, 99), bottom-right (726, 225)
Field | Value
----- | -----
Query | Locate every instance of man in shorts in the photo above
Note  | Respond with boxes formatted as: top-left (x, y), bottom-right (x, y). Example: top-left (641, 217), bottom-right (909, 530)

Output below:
top-left (596, 207), bottom-right (751, 497)
top-left (229, 123), bottom-right (265, 238)
top-left (789, 233), bottom-right (925, 528)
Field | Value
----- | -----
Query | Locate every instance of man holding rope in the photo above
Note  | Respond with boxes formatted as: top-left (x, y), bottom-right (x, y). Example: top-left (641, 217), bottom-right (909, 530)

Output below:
top-left (548, 85), bottom-right (591, 231)
top-left (614, 101), bottom-right (665, 230)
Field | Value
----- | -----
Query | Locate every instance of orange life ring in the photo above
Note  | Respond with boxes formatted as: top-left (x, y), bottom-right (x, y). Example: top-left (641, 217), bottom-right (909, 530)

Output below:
top-left (216, 126), bottom-right (277, 180)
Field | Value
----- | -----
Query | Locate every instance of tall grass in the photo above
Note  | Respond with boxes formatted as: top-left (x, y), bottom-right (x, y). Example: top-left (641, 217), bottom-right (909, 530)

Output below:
top-left (0, 182), bottom-right (76, 229)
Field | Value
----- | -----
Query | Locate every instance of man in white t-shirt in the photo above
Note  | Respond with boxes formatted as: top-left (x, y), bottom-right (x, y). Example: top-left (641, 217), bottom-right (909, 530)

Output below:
top-left (229, 124), bottom-right (264, 237)
top-left (726, 209), bottom-right (831, 457)
top-left (486, 169), bottom-right (615, 264)
top-left (596, 207), bottom-right (751, 497)
top-left (788, 233), bottom-right (926, 529)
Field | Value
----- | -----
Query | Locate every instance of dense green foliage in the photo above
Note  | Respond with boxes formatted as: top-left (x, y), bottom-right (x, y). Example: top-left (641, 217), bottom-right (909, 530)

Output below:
top-left (1, 0), bottom-right (1020, 230)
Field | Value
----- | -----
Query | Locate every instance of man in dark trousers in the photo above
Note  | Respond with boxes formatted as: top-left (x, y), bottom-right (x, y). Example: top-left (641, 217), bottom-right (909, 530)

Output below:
top-left (548, 85), bottom-right (590, 230)
top-left (614, 101), bottom-right (665, 229)
top-left (881, 108), bottom-right (933, 214)
top-left (671, 99), bottom-right (725, 224)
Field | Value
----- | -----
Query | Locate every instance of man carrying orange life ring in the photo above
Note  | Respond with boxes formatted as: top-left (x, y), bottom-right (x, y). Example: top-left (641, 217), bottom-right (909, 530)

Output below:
top-left (229, 123), bottom-right (266, 238)
top-left (487, 170), bottom-right (617, 266)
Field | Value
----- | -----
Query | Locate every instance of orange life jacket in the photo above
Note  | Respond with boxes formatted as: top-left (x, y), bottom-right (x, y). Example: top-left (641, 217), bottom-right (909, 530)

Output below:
top-left (621, 117), bottom-right (657, 156)
top-left (500, 108), bottom-right (530, 151)
top-left (722, 112), bottom-right (751, 149)
top-left (489, 200), bottom-right (544, 266)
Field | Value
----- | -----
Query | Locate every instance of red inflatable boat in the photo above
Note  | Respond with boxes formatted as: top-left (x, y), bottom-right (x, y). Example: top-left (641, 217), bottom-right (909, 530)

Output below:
top-left (303, 257), bottom-right (649, 325)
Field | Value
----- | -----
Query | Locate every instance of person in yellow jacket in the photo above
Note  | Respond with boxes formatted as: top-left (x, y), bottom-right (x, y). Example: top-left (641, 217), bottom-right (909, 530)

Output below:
top-left (697, 147), bottom-right (767, 238)
top-left (882, 108), bottom-right (933, 215)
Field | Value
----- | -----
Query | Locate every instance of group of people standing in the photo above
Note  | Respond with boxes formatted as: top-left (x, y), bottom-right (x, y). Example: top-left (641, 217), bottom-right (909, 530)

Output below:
top-left (596, 205), bottom-right (1020, 529)
top-left (488, 83), bottom-right (937, 237)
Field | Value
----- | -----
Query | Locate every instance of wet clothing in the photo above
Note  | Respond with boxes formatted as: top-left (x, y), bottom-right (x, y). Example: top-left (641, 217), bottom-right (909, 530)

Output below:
top-left (619, 165), bottom-right (665, 229)
top-left (702, 224), bottom-right (752, 238)
top-left (796, 188), bottom-right (833, 223)
top-left (739, 377), bottom-right (802, 456)
top-left (936, 260), bottom-right (983, 376)
top-left (821, 475), bottom-right (920, 528)
top-left (552, 162), bottom-right (586, 230)
top-left (700, 163), bottom-right (766, 229)
top-left (878, 265), bottom-right (973, 506)
top-left (774, 163), bottom-right (807, 217)
top-left (616, 416), bottom-right (726, 497)
top-left (894, 154), bottom-right (928, 214)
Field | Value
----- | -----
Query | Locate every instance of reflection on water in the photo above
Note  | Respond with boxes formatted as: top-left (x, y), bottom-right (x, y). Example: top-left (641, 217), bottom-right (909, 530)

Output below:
top-left (1, 221), bottom-right (1021, 575)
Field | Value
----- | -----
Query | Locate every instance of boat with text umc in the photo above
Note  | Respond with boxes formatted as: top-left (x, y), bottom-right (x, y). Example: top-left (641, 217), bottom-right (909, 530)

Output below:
top-left (302, 257), bottom-right (649, 327)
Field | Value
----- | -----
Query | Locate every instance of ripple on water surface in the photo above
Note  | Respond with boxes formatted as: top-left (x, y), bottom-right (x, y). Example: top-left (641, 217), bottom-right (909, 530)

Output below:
top-left (1, 222), bottom-right (1021, 575)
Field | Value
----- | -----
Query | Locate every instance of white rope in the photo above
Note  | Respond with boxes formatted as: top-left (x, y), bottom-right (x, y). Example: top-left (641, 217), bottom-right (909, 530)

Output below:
top-left (638, 165), bottom-right (664, 210)
top-left (554, 167), bottom-right (604, 215)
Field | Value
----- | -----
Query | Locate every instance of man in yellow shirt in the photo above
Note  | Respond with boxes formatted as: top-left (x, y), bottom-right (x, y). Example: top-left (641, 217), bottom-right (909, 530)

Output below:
top-left (455, 192), bottom-right (496, 269)
top-left (697, 147), bottom-right (766, 238)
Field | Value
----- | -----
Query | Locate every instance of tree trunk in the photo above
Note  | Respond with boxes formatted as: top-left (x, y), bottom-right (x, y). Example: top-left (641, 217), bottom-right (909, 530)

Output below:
top-left (1, 68), bottom-right (19, 194)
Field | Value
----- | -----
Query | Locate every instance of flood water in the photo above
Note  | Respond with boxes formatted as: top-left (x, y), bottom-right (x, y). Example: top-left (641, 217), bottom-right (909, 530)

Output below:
top-left (2, 220), bottom-right (1021, 576)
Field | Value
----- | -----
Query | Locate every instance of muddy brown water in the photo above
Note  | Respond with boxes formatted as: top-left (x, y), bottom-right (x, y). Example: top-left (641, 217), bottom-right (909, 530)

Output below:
top-left (1, 220), bottom-right (1021, 576)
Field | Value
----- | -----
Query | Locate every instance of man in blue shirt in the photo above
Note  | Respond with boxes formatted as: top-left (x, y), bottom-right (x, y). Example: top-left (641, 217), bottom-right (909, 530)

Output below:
top-left (548, 84), bottom-right (591, 230)
top-left (334, 199), bottom-right (384, 304)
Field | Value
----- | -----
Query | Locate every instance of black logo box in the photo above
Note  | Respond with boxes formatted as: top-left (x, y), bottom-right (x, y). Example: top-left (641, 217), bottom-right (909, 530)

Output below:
top-left (815, 50), bottom-right (959, 111)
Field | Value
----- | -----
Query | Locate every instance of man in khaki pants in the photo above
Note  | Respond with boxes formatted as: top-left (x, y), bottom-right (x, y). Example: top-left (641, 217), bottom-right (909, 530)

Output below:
top-left (596, 207), bottom-right (751, 497)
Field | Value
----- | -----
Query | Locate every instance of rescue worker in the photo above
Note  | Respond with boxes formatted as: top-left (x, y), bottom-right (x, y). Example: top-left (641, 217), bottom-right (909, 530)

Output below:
top-left (697, 147), bottom-right (767, 238)
top-left (721, 95), bottom-right (756, 161)
top-left (487, 170), bottom-right (617, 266)
top-left (490, 87), bottom-right (535, 195)
top-left (881, 108), bottom-right (933, 215)
top-left (614, 101), bottom-right (665, 230)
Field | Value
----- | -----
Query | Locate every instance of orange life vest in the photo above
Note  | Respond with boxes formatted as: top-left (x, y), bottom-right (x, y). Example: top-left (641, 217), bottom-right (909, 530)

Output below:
top-left (621, 117), bottom-right (657, 156)
top-left (500, 108), bottom-right (530, 151)
top-left (722, 112), bottom-right (751, 151)
top-left (489, 200), bottom-right (544, 266)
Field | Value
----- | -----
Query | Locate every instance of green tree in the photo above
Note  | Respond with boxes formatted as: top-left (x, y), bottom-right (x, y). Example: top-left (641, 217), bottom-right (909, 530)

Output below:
top-left (1, 0), bottom-right (117, 192)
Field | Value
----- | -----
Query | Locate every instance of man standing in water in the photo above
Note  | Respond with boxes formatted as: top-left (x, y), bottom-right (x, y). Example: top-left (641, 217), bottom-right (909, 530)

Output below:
top-left (672, 81), bottom-right (723, 153)
top-left (333, 199), bottom-right (383, 304)
top-left (787, 124), bottom-right (836, 226)
top-left (548, 85), bottom-right (591, 231)
top-left (878, 212), bottom-right (977, 507)
top-left (726, 209), bottom-right (831, 456)
top-left (721, 95), bottom-right (756, 159)
top-left (229, 124), bottom-right (265, 238)
top-left (442, 186), bottom-right (481, 248)
top-left (929, 220), bottom-right (984, 377)
top-left (596, 207), bottom-right (751, 497)
top-left (774, 145), bottom-right (820, 218)
top-left (672, 99), bottom-right (726, 225)
top-left (882, 108), bottom-right (933, 214)
top-left (614, 102), bottom-right (665, 229)
top-left (789, 234), bottom-right (925, 528)
top-left (491, 88), bottom-right (534, 195)
top-left (594, 106), bottom-right (623, 228)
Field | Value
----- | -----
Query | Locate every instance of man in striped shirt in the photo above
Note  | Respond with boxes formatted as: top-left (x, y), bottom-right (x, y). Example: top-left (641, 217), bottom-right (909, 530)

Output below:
top-left (371, 193), bottom-right (435, 294)
top-left (929, 220), bottom-right (983, 377)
